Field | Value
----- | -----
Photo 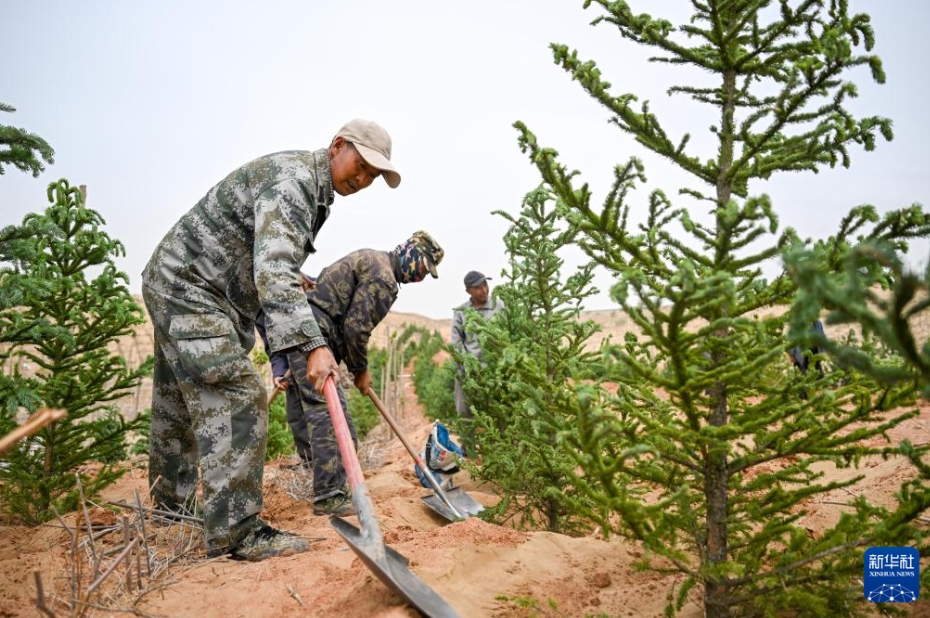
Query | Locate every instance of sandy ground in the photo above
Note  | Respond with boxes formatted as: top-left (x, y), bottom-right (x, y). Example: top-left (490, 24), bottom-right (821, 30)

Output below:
top-left (2, 378), bottom-right (930, 617)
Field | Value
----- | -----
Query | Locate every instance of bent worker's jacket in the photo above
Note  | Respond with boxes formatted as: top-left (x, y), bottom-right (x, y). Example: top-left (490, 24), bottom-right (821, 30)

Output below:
top-left (306, 248), bottom-right (403, 375)
top-left (142, 149), bottom-right (333, 353)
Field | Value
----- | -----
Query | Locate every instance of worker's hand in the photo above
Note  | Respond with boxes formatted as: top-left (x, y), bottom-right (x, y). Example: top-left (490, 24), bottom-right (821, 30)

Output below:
top-left (273, 376), bottom-right (290, 390)
top-left (306, 346), bottom-right (339, 392)
top-left (301, 274), bottom-right (316, 292)
top-left (353, 369), bottom-right (373, 394)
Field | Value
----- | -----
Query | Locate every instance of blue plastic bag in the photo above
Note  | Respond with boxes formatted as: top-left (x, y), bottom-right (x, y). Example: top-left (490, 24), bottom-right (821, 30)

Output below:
top-left (414, 421), bottom-right (464, 489)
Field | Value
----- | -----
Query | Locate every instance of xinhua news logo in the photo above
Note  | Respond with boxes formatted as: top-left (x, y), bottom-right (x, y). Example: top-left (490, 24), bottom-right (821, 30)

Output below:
top-left (864, 547), bottom-right (919, 603)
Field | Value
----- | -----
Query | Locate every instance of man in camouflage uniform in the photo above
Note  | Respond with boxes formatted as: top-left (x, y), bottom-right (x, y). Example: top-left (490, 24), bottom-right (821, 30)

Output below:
top-left (141, 119), bottom-right (401, 561)
top-left (260, 231), bottom-right (444, 516)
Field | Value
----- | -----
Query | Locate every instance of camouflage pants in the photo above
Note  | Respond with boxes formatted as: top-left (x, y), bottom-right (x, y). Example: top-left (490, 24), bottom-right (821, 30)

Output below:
top-left (284, 350), bottom-right (357, 502)
top-left (142, 284), bottom-right (267, 554)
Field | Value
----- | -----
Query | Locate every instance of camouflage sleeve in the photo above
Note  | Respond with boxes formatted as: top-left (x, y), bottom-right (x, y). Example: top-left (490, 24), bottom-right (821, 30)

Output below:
top-left (253, 178), bottom-right (325, 353)
top-left (343, 279), bottom-right (397, 374)
top-left (254, 311), bottom-right (287, 375)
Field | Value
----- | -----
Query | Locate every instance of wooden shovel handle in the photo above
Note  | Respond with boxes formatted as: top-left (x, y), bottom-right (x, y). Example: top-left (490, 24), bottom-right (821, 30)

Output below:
top-left (267, 369), bottom-right (293, 406)
top-left (0, 408), bottom-right (67, 457)
top-left (365, 389), bottom-right (465, 520)
top-left (268, 385), bottom-right (284, 406)
top-left (323, 377), bottom-right (365, 490)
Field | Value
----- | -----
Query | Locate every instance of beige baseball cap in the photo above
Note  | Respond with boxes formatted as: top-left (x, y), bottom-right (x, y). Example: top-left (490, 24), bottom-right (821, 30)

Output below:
top-left (334, 119), bottom-right (401, 188)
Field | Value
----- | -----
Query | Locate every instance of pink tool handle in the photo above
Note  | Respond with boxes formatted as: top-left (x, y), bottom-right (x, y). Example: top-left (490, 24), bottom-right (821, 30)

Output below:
top-left (322, 376), bottom-right (365, 491)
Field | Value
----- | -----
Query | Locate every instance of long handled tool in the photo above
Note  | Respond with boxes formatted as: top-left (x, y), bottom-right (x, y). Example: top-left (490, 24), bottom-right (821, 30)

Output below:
top-left (268, 384), bottom-right (285, 406)
top-left (0, 408), bottom-right (66, 457)
top-left (267, 369), bottom-right (293, 406)
top-left (366, 389), bottom-right (484, 522)
top-left (322, 376), bottom-right (460, 618)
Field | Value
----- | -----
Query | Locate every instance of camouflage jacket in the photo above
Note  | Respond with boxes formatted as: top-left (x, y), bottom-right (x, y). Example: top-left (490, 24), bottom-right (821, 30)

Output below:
top-left (307, 248), bottom-right (402, 374)
top-left (142, 149), bottom-right (334, 353)
top-left (451, 297), bottom-right (504, 360)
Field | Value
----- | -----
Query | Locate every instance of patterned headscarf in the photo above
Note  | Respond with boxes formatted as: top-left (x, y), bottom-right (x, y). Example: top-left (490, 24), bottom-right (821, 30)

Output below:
top-left (395, 230), bottom-right (444, 284)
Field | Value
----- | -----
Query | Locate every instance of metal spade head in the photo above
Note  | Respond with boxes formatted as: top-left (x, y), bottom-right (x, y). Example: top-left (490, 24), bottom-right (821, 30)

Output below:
top-left (422, 487), bottom-right (485, 522)
top-left (330, 517), bottom-right (461, 618)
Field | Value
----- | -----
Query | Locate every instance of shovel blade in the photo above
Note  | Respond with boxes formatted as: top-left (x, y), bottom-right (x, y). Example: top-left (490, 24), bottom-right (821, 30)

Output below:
top-left (330, 517), bottom-right (461, 618)
top-left (420, 495), bottom-right (463, 522)
top-left (422, 488), bottom-right (485, 521)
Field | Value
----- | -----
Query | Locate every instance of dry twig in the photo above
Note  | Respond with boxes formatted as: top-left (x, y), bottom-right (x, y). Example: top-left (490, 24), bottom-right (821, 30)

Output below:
top-left (51, 506), bottom-right (79, 612)
top-left (107, 501), bottom-right (203, 524)
top-left (286, 583), bottom-right (306, 607)
top-left (34, 571), bottom-right (57, 618)
top-left (133, 490), bottom-right (153, 577)
top-left (75, 474), bottom-right (101, 580)
top-left (86, 537), bottom-right (140, 596)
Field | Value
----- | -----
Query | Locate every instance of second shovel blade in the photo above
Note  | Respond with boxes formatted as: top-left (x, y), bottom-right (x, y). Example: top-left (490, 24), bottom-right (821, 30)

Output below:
top-left (422, 487), bottom-right (485, 521)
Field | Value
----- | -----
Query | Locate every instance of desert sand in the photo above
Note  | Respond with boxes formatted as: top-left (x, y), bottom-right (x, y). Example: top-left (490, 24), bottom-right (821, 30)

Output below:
top-left (2, 309), bottom-right (930, 617)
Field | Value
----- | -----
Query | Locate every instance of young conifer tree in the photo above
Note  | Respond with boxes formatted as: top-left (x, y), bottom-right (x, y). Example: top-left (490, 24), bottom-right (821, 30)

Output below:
top-left (515, 2), bottom-right (930, 616)
top-left (0, 103), bottom-right (58, 421)
top-left (0, 221), bottom-right (62, 420)
top-left (786, 242), bottom-right (930, 399)
top-left (0, 102), bottom-right (54, 177)
top-left (459, 186), bottom-right (603, 533)
top-left (0, 180), bottom-right (152, 524)
top-left (411, 330), bottom-right (457, 423)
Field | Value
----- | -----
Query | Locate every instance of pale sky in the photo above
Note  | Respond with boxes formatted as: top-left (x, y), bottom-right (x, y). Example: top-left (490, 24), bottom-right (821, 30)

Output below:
top-left (2, 1), bottom-right (927, 319)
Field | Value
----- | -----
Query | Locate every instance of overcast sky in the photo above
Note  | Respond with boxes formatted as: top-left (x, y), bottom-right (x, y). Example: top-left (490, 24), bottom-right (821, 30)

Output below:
top-left (2, 1), bottom-right (927, 319)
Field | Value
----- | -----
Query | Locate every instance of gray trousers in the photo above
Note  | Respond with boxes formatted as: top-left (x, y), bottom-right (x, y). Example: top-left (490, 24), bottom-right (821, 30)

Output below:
top-left (285, 351), bottom-right (357, 502)
top-left (453, 373), bottom-right (470, 419)
top-left (454, 371), bottom-right (475, 455)
top-left (142, 284), bottom-right (266, 554)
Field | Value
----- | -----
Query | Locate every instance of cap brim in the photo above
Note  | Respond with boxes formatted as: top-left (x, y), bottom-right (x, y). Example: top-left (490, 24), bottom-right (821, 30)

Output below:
top-left (427, 262), bottom-right (439, 279)
top-left (354, 143), bottom-right (401, 188)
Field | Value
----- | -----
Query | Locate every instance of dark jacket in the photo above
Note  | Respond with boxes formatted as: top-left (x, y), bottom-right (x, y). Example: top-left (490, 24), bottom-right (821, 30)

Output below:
top-left (788, 320), bottom-right (826, 377)
top-left (308, 248), bottom-right (401, 374)
top-left (255, 312), bottom-right (290, 378)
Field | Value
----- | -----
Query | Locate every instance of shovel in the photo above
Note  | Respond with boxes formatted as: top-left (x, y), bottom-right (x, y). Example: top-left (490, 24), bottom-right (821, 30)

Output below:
top-left (268, 384), bottom-right (285, 407)
top-left (366, 389), bottom-right (484, 522)
top-left (0, 408), bottom-right (66, 457)
top-left (322, 376), bottom-right (460, 618)
top-left (267, 369), bottom-right (293, 406)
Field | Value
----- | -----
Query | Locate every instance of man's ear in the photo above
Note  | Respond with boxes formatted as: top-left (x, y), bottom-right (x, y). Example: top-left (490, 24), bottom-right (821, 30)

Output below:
top-left (329, 136), bottom-right (347, 156)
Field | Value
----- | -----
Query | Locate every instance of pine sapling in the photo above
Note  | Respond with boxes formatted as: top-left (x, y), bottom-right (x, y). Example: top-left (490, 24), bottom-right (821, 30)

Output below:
top-left (515, 1), bottom-right (930, 615)
top-left (0, 180), bottom-right (152, 524)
